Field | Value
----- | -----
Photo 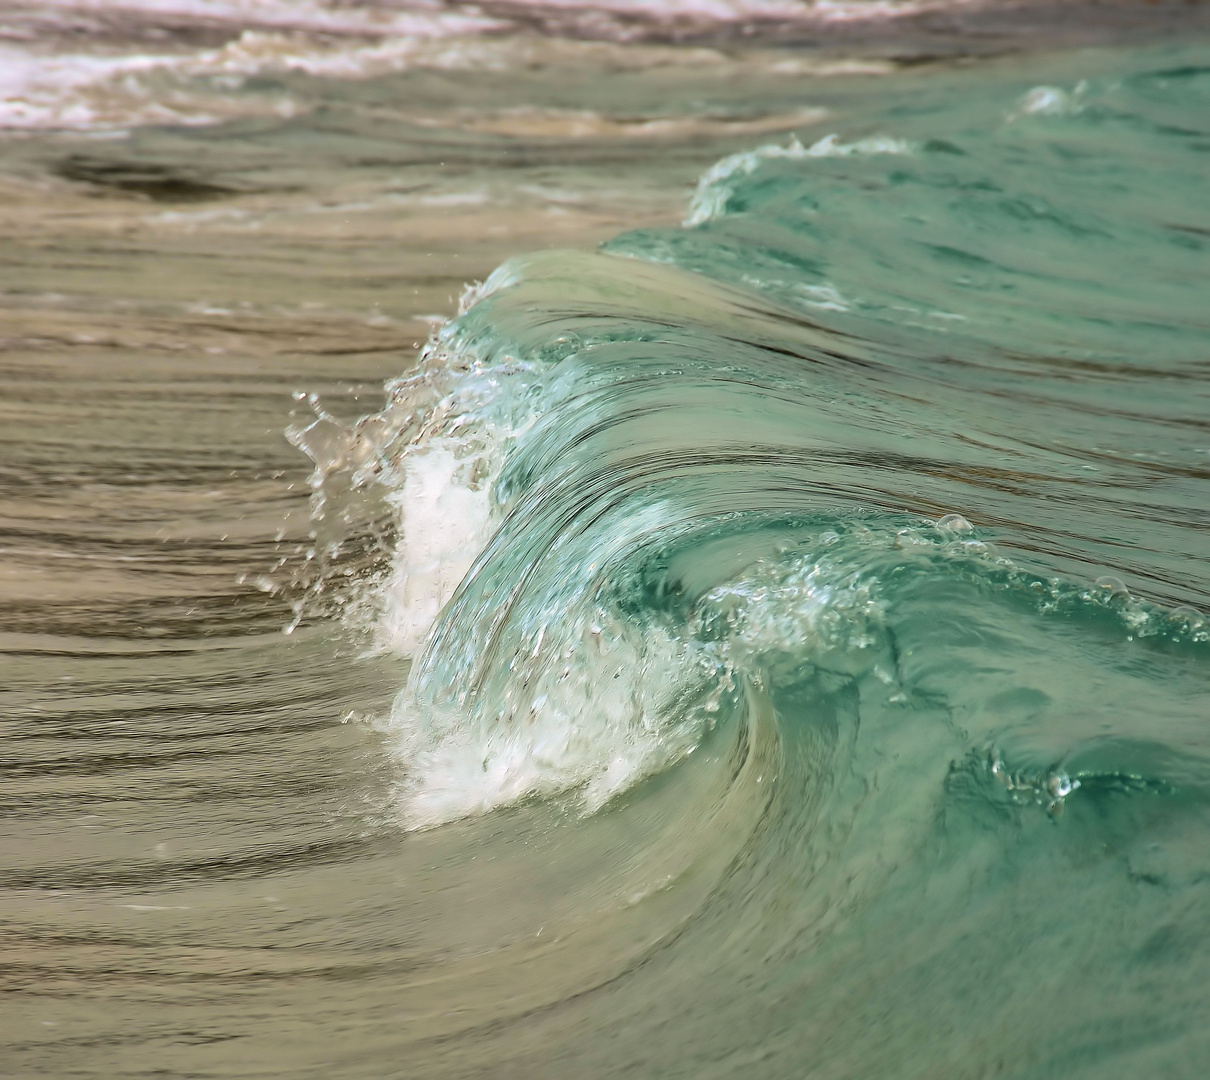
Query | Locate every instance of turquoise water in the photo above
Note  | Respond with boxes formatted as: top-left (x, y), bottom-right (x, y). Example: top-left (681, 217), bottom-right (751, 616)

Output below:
top-left (295, 41), bottom-right (1210, 1074)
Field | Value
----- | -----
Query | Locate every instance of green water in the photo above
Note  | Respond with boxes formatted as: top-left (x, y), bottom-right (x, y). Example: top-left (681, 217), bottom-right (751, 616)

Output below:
top-left (300, 39), bottom-right (1210, 1076)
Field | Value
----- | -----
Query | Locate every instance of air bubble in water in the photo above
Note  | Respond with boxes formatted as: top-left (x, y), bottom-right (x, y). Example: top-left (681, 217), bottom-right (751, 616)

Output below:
top-left (1094, 575), bottom-right (1128, 596)
top-left (1047, 772), bottom-right (1077, 800)
top-left (936, 513), bottom-right (973, 533)
top-left (1167, 605), bottom-right (1205, 633)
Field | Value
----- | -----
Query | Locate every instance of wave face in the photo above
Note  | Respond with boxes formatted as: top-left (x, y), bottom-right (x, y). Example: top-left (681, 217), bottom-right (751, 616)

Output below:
top-left (292, 43), bottom-right (1210, 1074)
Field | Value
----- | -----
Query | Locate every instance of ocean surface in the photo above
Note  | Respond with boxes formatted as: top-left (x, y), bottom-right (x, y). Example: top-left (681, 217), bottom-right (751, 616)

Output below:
top-left (3, 3), bottom-right (1209, 1077)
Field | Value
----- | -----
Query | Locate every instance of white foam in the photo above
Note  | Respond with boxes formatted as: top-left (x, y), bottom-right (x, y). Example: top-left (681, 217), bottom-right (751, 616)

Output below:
top-left (810, 0), bottom-right (943, 21)
top-left (30, 0), bottom-right (500, 39)
top-left (389, 531), bottom-right (895, 830)
top-left (685, 132), bottom-right (913, 225)
top-left (0, 46), bottom-right (191, 131)
top-left (0, 0), bottom-right (978, 133)
top-left (394, 610), bottom-right (726, 827)
top-left (0, 5), bottom-right (499, 131)
top-left (378, 444), bottom-right (497, 658)
top-left (695, 550), bottom-right (885, 663)
top-left (436, 0), bottom-right (944, 24)
top-left (479, 0), bottom-right (815, 17)
top-left (288, 293), bottom-right (543, 655)
top-left (1006, 83), bottom-right (1087, 123)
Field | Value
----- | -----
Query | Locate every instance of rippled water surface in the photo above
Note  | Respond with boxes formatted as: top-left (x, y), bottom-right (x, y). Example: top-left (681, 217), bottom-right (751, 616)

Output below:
top-left (3, 5), bottom-right (1209, 1077)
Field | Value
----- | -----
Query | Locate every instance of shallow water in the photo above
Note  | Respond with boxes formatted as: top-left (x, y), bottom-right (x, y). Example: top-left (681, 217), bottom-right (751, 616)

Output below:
top-left (3, 6), bottom-right (1209, 1077)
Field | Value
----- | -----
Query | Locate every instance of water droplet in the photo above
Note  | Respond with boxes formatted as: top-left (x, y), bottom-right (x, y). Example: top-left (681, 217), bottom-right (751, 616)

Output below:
top-left (1094, 575), bottom-right (1128, 595)
top-left (936, 513), bottom-right (973, 533)
top-left (1047, 772), bottom-right (1077, 799)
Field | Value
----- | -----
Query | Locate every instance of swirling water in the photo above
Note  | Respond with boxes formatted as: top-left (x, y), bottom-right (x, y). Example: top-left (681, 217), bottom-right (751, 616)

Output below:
top-left (296, 44), bottom-right (1210, 1071)
top-left (3, 11), bottom-right (1209, 1078)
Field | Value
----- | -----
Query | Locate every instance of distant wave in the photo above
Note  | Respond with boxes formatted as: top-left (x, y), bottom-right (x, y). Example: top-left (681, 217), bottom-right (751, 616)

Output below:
top-left (0, 0), bottom-right (1148, 132)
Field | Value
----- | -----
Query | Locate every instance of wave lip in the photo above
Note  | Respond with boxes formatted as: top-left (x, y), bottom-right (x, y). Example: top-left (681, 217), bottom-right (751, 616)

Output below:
top-left (298, 230), bottom-right (1203, 829)
top-left (684, 131), bottom-right (913, 225)
top-left (297, 52), bottom-right (1209, 834)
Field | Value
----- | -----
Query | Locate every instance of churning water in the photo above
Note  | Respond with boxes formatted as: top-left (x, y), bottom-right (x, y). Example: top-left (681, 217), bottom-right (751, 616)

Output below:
top-left (3, 4), bottom-right (1208, 1077)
